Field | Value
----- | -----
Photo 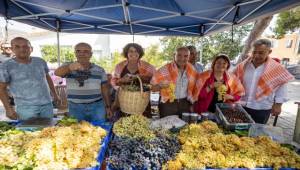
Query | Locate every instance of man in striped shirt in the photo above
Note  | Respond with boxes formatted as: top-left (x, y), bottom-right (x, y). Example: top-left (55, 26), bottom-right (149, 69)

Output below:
top-left (55, 43), bottom-right (112, 122)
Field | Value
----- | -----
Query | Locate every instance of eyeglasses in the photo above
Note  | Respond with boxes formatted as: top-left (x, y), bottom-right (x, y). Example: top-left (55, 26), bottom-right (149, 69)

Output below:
top-left (2, 47), bottom-right (11, 50)
top-left (75, 70), bottom-right (91, 87)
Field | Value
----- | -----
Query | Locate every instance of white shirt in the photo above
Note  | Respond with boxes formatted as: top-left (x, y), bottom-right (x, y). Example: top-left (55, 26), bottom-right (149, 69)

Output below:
top-left (241, 62), bottom-right (288, 110)
top-left (175, 70), bottom-right (188, 99)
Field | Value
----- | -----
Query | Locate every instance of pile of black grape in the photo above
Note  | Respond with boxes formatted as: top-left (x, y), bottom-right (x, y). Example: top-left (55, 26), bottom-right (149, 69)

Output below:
top-left (108, 133), bottom-right (181, 170)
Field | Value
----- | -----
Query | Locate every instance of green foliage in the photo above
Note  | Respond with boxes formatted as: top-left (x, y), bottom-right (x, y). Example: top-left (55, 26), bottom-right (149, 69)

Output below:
top-left (41, 45), bottom-right (76, 63)
top-left (160, 24), bottom-right (253, 65)
top-left (93, 51), bottom-right (125, 73)
top-left (274, 7), bottom-right (300, 39)
top-left (94, 45), bottom-right (168, 72)
top-left (143, 44), bottom-right (167, 68)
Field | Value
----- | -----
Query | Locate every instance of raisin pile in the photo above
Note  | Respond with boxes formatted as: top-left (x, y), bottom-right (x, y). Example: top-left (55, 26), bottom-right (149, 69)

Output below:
top-left (221, 108), bottom-right (250, 123)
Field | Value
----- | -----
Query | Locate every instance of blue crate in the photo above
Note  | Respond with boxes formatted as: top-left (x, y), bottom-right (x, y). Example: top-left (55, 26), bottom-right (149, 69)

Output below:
top-left (83, 121), bottom-right (113, 170)
top-left (14, 120), bottom-right (112, 170)
top-left (1, 120), bottom-right (20, 126)
top-left (206, 168), bottom-right (297, 170)
top-left (107, 164), bottom-right (147, 170)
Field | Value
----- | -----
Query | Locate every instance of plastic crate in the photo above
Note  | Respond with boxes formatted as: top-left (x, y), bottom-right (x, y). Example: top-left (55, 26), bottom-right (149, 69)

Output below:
top-left (216, 103), bottom-right (255, 130)
top-left (83, 121), bottom-right (113, 170)
top-left (206, 168), bottom-right (296, 170)
top-left (13, 120), bottom-right (112, 170)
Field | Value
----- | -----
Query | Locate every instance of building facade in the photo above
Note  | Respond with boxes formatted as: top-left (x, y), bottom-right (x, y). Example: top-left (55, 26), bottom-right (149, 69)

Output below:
top-left (268, 32), bottom-right (300, 64)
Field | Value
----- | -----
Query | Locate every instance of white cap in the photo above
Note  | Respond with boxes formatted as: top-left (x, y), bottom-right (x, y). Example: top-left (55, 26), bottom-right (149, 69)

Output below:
top-left (1, 43), bottom-right (11, 48)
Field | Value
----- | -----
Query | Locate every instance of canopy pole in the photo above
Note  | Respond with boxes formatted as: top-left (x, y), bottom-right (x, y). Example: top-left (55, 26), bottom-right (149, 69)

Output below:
top-left (56, 19), bottom-right (61, 66)
top-left (199, 37), bottom-right (203, 64)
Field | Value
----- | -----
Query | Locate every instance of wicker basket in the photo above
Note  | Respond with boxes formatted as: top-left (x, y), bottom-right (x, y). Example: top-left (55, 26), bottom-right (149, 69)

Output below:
top-left (118, 76), bottom-right (150, 114)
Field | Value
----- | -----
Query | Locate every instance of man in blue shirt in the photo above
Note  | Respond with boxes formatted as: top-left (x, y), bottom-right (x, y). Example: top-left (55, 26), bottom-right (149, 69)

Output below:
top-left (0, 37), bottom-right (59, 120)
top-left (55, 43), bottom-right (112, 122)
top-left (187, 45), bottom-right (204, 73)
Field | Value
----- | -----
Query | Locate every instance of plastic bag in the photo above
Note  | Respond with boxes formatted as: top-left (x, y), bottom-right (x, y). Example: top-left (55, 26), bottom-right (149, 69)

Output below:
top-left (150, 115), bottom-right (186, 130)
top-left (248, 124), bottom-right (285, 143)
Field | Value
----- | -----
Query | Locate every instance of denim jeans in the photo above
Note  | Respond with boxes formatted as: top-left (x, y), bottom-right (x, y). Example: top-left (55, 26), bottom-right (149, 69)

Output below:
top-left (68, 100), bottom-right (106, 122)
top-left (16, 103), bottom-right (54, 120)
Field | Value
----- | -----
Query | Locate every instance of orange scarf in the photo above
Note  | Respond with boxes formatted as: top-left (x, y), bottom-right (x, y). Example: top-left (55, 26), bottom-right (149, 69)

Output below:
top-left (234, 57), bottom-right (293, 100)
top-left (151, 62), bottom-right (198, 103)
top-left (196, 70), bottom-right (245, 98)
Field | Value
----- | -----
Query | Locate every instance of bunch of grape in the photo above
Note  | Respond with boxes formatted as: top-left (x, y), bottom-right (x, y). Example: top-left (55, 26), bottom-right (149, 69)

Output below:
top-left (216, 84), bottom-right (227, 101)
top-left (108, 134), bottom-right (181, 170)
top-left (122, 84), bottom-right (151, 92)
top-left (113, 114), bottom-right (155, 140)
top-left (166, 83), bottom-right (175, 102)
top-left (122, 84), bottom-right (140, 91)
top-left (57, 116), bottom-right (78, 126)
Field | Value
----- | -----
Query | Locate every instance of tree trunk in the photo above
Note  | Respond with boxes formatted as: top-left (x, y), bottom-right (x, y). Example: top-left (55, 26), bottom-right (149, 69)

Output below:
top-left (237, 16), bottom-right (273, 63)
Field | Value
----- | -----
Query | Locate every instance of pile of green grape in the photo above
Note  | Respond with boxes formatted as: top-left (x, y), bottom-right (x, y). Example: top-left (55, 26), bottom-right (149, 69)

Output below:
top-left (113, 114), bottom-right (155, 140)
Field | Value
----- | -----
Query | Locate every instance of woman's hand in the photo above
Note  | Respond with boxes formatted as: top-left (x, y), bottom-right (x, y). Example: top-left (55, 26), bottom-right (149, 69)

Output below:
top-left (120, 74), bottom-right (133, 83)
top-left (206, 84), bottom-right (214, 92)
top-left (159, 81), bottom-right (169, 89)
top-left (214, 81), bottom-right (223, 88)
top-left (223, 94), bottom-right (234, 101)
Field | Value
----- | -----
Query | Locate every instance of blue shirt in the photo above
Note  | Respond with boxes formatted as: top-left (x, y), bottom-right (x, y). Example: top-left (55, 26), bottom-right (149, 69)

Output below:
top-left (64, 63), bottom-right (108, 103)
top-left (0, 57), bottom-right (52, 106)
top-left (194, 62), bottom-right (204, 73)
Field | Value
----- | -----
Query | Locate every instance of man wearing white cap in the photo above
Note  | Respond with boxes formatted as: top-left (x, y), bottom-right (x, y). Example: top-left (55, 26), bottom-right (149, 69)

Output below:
top-left (0, 43), bottom-right (13, 63)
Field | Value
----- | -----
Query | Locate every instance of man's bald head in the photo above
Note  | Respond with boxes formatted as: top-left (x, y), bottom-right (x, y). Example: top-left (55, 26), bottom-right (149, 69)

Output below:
top-left (74, 42), bottom-right (92, 64)
top-left (10, 37), bottom-right (32, 60)
top-left (11, 37), bottom-right (31, 47)
top-left (75, 43), bottom-right (92, 51)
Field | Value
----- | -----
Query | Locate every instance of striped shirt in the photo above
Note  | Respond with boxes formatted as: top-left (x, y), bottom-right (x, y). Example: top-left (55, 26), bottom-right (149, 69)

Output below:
top-left (64, 63), bottom-right (107, 103)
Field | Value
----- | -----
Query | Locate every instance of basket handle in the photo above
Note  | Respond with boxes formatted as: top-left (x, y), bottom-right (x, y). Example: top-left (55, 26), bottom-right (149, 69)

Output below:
top-left (135, 75), bottom-right (144, 94)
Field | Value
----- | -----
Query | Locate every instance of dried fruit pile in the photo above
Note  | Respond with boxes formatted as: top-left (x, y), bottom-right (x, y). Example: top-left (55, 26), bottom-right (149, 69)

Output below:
top-left (222, 108), bottom-right (250, 123)
top-left (163, 121), bottom-right (300, 170)
top-left (0, 121), bottom-right (106, 170)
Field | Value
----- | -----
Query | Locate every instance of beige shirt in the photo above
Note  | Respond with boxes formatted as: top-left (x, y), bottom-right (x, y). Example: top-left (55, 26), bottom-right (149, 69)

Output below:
top-left (175, 70), bottom-right (188, 99)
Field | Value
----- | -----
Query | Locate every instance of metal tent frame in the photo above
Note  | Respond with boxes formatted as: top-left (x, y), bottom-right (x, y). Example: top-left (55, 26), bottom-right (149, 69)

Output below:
top-left (1, 0), bottom-right (300, 65)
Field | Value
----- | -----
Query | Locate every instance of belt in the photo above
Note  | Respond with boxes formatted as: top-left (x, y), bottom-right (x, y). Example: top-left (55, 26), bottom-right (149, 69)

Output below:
top-left (174, 98), bottom-right (188, 102)
top-left (69, 98), bottom-right (102, 104)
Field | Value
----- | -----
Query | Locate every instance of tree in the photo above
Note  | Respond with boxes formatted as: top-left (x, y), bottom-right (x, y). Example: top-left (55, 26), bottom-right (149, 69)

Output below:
top-left (95, 45), bottom-right (168, 72)
top-left (160, 24), bottom-right (253, 65)
top-left (41, 45), bottom-right (76, 63)
top-left (274, 6), bottom-right (300, 39)
top-left (93, 51), bottom-right (124, 73)
top-left (143, 44), bottom-right (166, 68)
top-left (238, 16), bottom-right (273, 63)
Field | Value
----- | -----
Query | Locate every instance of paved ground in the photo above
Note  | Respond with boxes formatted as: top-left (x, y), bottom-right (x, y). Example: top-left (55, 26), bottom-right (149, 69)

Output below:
top-left (266, 80), bottom-right (300, 143)
top-left (1, 80), bottom-right (300, 143)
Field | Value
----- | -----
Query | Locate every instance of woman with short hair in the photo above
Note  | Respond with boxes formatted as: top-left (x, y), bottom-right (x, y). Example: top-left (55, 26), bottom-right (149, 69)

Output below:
top-left (111, 43), bottom-right (155, 118)
top-left (112, 43), bottom-right (155, 88)
top-left (194, 54), bottom-right (245, 114)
